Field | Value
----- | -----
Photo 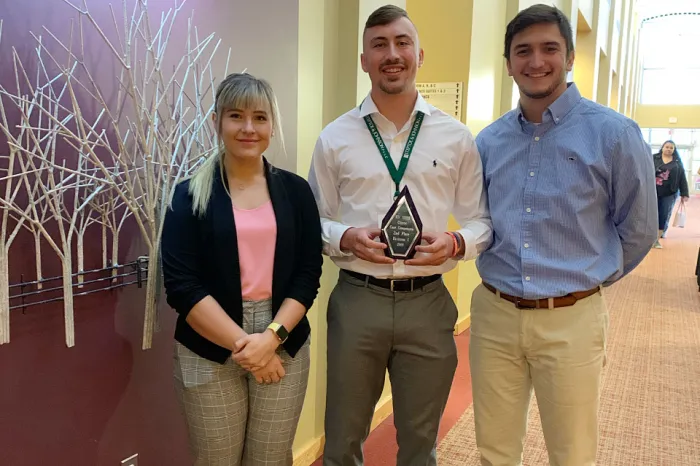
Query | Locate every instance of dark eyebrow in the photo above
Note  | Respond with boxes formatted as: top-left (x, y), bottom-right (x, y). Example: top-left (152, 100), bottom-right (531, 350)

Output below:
top-left (514, 41), bottom-right (561, 51)
top-left (370, 35), bottom-right (388, 43)
top-left (370, 34), bottom-right (413, 43)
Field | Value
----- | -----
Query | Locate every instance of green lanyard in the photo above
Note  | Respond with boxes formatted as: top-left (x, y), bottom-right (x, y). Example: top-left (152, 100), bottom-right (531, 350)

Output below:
top-left (363, 111), bottom-right (424, 199)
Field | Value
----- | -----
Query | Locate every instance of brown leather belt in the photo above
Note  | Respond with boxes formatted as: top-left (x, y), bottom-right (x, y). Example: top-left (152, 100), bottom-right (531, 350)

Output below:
top-left (482, 282), bottom-right (600, 309)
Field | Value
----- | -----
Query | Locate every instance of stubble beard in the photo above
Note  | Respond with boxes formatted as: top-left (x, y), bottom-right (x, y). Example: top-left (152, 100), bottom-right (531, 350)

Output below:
top-left (379, 79), bottom-right (408, 95)
top-left (376, 57), bottom-right (414, 95)
top-left (521, 71), bottom-right (566, 100)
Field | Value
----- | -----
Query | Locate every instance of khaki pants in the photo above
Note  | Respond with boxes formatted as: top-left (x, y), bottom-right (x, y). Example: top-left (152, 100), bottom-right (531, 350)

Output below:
top-left (469, 284), bottom-right (608, 466)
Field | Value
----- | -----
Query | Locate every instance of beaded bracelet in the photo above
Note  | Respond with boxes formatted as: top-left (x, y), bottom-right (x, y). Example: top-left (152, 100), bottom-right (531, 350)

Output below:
top-left (448, 232), bottom-right (460, 258)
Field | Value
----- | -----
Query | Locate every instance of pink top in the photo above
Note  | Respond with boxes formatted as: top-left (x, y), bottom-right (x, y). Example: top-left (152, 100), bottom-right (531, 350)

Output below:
top-left (233, 200), bottom-right (276, 301)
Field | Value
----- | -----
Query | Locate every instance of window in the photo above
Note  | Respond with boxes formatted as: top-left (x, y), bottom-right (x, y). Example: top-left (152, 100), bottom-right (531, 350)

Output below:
top-left (639, 14), bottom-right (700, 104)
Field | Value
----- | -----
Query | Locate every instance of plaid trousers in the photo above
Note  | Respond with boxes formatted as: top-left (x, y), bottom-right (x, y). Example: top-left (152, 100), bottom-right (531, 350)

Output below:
top-left (173, 299), bottom-right (310, 466)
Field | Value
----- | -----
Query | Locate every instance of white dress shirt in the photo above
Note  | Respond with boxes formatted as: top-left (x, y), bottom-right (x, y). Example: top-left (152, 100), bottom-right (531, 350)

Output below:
top-left (308, 92), bottom-right (492, 279)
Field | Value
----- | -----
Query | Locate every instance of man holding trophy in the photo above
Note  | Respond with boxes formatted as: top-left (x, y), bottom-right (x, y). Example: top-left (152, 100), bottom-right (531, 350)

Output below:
top-left (308, 5), bottom-right (491, 465)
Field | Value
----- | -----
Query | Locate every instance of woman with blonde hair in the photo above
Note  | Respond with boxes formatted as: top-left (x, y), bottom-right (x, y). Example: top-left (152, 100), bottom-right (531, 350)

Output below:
top-left (161, 72), bottom-right (322, 465)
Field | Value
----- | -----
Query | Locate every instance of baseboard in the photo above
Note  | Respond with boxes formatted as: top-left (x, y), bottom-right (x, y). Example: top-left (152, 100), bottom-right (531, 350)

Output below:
top-left (294, 436), bottom-right (325, 466)
top-left (370, 394), bottom-right (394, 430)
top-left (293, 395), bottom-right (394, 466)
top-left (454, 314), bottom-right (471, 335)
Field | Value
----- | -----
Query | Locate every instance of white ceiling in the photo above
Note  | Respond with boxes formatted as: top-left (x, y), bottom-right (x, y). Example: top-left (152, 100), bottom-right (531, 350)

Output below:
top-left (635, 0), bottom-right (700, 20)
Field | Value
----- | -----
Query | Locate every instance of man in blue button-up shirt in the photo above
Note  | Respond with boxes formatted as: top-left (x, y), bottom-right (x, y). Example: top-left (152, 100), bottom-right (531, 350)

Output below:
top-left (470, 5), bottom-right (657, 466)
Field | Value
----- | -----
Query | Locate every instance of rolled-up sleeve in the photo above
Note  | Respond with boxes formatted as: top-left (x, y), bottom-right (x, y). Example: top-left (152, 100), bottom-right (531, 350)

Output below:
top-left (286, 177), bottom-right (323, 310)
top-left (161, 182), bottom-right (210, 318)
top-left (609, 123), bottom-right (657, 279)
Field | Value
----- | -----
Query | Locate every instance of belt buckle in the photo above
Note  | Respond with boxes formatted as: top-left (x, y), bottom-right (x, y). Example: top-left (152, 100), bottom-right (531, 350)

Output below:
top-left (515, 297), bottom-right (536, 309)
top-left (389, 279), bottom-right (414, 292)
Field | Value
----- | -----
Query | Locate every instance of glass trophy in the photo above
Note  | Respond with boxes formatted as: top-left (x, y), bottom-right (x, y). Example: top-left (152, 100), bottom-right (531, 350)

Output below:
top-left (380, 186), bottom-right (423, 260)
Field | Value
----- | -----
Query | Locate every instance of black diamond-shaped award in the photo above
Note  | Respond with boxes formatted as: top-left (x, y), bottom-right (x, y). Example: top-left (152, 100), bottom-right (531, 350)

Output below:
top-left (380, 186), bottom-right (423, 260)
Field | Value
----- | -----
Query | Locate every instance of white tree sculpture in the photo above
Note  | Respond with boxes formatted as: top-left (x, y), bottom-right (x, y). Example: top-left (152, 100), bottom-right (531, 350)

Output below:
top-left (74, 173), bottom-right (100, 288)
top-left (0, 31), bottom-right (78, 344)
top-left (90, 184), bottom-right (135, 282)
top-left (0, 98), bottom-right (38, 344)
top-left (0, 0), bottom-right (229, 348)
top-left (25, 168), bottom-right (52, 290)
top-left (12, 101), bottom-right (103, 348)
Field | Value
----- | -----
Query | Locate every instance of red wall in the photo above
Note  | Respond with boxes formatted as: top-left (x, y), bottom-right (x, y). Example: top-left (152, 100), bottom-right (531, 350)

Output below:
top-left (0, 261), bottom-right (191, 465)
top-left (0, 1), bottom-right (194, 464)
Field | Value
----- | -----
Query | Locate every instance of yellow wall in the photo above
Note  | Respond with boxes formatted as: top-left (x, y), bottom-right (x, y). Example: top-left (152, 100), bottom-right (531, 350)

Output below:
top-left (617, 0), bottom-right (633, 114)
top-left (407, 0), bottom-right (474, 325)
top-left (574, 0), bottom-right (602, 100)
top-left (461, 0), bottom-right (509, 326)
top-left (596, 0), bottom-right (616, 106)
top-left (466, 0), bottom-right (507, 134)
top-left (293, 0), bottom-right (334, 461)
top-left (574, 0), bottom-right (644, 112)
top-left (624, 11), bottom-right (641, 116)
top-left (634, 106), bottom-right (700, 129)
top-left (408, 0), bottom-right (473, 125)
top-left (610, 71), bottom-right (620, 111)
top-left (597, 0), bottom-right (611, 57)
top-left (579, 0), bottom-right (595, 27)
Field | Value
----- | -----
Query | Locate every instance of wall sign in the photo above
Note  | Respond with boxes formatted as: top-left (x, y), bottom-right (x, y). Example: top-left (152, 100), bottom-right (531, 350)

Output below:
top-left (417, 82), bottom-right (463, 121)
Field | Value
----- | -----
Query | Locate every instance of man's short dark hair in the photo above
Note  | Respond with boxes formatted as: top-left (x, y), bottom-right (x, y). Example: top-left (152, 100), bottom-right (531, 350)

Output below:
top-left (364, 4), bottom-right (412, 33)
top-left (504, 4), bottom-right (574, 60)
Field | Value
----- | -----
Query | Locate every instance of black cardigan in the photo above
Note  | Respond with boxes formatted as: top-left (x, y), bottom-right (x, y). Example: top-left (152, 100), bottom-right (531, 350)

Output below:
top-left (161, 158), bottom-right (323, 363)
top-left (653, 154), bottom-right (689, 198)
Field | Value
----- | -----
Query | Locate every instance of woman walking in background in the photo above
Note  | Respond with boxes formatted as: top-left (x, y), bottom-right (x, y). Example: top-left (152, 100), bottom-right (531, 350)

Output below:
top-left (161, 73), bottom-right (323, 465)
top-left (654, 140), bottom-right (689, 248)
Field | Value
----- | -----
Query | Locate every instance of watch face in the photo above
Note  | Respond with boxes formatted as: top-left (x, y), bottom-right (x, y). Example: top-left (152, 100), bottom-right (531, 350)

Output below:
top-left (277, 325), bottom-right (289, 342)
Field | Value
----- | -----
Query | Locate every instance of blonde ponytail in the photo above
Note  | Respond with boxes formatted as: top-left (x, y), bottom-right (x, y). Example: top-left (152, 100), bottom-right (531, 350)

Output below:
top-left (188, 151), bottom-right (222, 216)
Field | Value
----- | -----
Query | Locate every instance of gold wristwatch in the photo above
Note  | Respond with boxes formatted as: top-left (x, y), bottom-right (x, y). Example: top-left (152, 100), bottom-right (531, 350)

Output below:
top-left (267, 322), bottom-right (289, 344)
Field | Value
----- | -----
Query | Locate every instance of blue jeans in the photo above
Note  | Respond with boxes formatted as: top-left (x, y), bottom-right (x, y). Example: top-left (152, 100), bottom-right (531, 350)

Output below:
top-left (658, 194), bottom-right (677, 231)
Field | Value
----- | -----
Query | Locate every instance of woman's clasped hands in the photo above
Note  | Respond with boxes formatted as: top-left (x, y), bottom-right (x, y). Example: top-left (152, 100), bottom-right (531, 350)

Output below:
top-left (232, 330), bottom-right (286, 384)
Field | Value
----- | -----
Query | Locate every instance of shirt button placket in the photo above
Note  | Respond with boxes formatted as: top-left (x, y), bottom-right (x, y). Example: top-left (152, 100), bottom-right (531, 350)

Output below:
top-left (522, 132), bottom-right (543, 295)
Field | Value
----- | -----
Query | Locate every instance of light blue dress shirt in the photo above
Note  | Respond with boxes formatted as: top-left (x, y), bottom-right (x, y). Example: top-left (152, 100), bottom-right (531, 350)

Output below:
top-left (476, 83), bottom-right (657, 299)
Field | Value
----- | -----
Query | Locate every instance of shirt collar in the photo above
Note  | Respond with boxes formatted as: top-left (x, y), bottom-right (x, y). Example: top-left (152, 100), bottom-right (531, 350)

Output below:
top-left (516, 82), bottom-right (581, 126)
top-left (358, 90), bottom-right (432, 119)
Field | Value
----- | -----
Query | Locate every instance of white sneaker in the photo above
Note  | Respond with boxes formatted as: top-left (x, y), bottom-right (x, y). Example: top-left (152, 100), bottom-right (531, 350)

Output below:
top-left (653, 240), bottom-right (663, 249)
